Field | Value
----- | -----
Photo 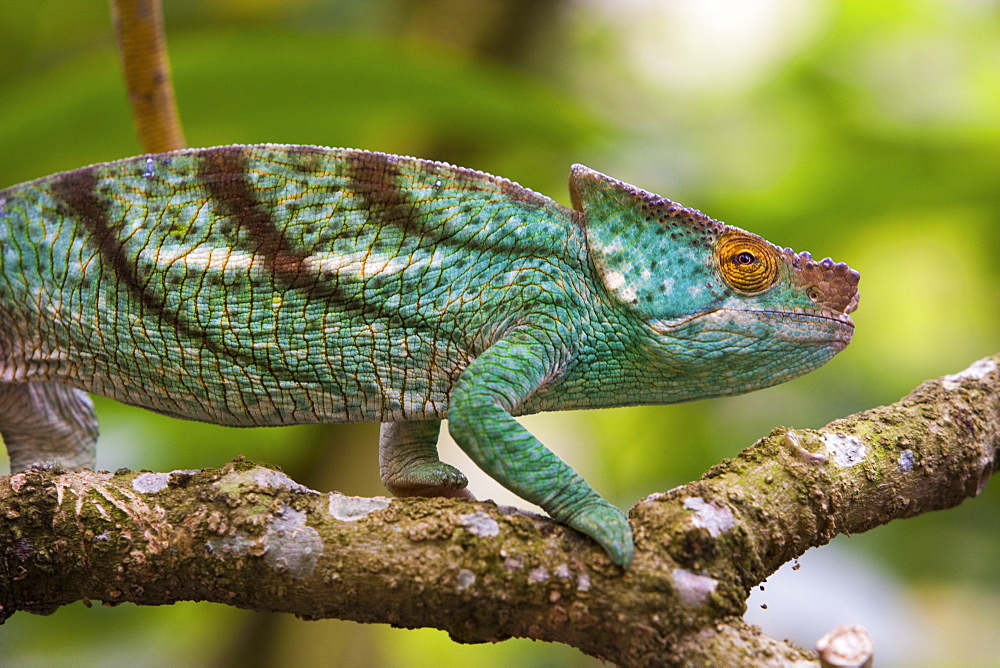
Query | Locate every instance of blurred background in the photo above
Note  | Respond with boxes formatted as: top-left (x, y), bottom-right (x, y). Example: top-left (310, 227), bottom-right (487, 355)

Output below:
top-left (0, 0), bottom-right (997, 665)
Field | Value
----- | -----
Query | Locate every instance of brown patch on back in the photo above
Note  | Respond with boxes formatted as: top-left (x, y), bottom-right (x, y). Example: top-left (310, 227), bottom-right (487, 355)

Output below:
top-left (345, 151), bottom-right (423, 236)
top-left (198, 146), bottom-right (317, 289)
top-left (284, 145), bottom-right (328, 174)
top-left (49, 165), bottom-right (221, 351)
top-left (50, 168), bottom-right (132, 288)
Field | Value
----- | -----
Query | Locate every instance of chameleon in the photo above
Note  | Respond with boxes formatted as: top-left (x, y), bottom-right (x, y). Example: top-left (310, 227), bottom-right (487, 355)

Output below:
top-left (0, 144), bottom-right (859, 567)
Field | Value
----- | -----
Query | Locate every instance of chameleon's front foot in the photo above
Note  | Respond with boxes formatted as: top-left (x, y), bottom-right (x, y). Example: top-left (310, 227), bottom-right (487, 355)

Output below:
top-left (555, 500), bottom-right (635, 568)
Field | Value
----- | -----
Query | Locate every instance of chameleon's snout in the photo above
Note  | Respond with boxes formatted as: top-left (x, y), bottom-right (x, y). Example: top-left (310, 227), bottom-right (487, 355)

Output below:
top-left (787, 250), bottom-right (860, 315)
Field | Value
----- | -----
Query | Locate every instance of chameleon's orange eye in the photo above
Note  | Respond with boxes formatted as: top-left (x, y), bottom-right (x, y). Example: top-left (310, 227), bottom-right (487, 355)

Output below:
top-left (716, 230), bottom-right (780, 294)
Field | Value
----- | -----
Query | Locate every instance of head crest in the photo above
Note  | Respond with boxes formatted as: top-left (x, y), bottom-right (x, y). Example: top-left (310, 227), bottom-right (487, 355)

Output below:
top-left (569, 164), bottom-right (727, 319)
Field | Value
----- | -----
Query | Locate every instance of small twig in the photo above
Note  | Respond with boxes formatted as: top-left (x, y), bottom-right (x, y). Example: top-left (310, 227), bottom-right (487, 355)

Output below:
top-left (111, 0), bottom-right (186, 152)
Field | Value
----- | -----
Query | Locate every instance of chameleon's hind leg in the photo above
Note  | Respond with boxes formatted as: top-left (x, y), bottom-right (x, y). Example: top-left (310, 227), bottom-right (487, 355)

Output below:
top-left (0, 381), bottom-right (98, 472)
top-left (379, 420), bottom-right (474, 499)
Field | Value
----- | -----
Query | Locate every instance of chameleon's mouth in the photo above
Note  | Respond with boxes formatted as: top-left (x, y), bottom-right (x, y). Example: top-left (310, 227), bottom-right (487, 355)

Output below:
top-left (649, 306), bottom-right (855, 340)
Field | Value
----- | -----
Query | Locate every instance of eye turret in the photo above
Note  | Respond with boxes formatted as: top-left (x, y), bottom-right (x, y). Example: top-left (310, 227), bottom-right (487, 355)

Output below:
top-left (715, 230), bottom-right (781, 295)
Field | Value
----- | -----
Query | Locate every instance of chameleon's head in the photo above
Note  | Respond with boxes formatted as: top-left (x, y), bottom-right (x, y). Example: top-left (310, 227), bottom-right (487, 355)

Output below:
top-left (570, 165), bottom-right (859, 395)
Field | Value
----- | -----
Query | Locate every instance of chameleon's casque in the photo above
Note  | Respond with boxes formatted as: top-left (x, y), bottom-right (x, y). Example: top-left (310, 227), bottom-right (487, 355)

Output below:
top-left (0, 144), bottom-right (859, 566)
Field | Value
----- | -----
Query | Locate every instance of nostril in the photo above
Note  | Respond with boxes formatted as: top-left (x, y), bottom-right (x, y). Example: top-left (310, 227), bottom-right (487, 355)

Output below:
top-left (807, 287), bottom-right (821, 302)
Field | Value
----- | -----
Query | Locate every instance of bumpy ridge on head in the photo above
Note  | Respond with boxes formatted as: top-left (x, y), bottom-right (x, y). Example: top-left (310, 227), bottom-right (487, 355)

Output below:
top-left (569, 163), bottom-right (726, 248)
top-left (628, 183), bottom-right (726, 242)
top-left (785, 249), bottom-right (861, 314)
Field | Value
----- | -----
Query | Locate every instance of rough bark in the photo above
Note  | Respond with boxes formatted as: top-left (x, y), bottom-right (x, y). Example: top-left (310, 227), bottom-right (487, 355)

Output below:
top-left (1, 353), bottom-right (996, 666)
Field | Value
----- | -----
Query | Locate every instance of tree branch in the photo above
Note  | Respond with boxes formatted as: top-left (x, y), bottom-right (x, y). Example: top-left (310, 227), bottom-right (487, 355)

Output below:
top-left (1, 353), bottom-right (996, 666)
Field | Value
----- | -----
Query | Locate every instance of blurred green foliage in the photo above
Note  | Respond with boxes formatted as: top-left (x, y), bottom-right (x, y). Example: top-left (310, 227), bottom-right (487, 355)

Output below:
top-left (0, 1), bottom-right (997, 666)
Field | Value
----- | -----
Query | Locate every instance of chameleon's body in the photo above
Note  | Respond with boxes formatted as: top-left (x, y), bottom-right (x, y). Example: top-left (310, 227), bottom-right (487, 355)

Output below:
top-left (0, 144), bottom-right (859, 566)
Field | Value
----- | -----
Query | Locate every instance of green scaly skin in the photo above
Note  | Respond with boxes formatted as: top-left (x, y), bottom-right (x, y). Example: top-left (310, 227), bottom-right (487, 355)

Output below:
top-left (0, 144), bottom-right (860, 567)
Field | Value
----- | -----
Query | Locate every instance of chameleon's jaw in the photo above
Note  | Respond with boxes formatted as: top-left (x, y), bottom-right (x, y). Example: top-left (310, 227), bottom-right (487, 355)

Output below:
top-left (639, 305), bottom-right (854, 399)
top-left (743, 307), bottom-right (855, 331)
top-left (649, 306), bottom-right (855, 348)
